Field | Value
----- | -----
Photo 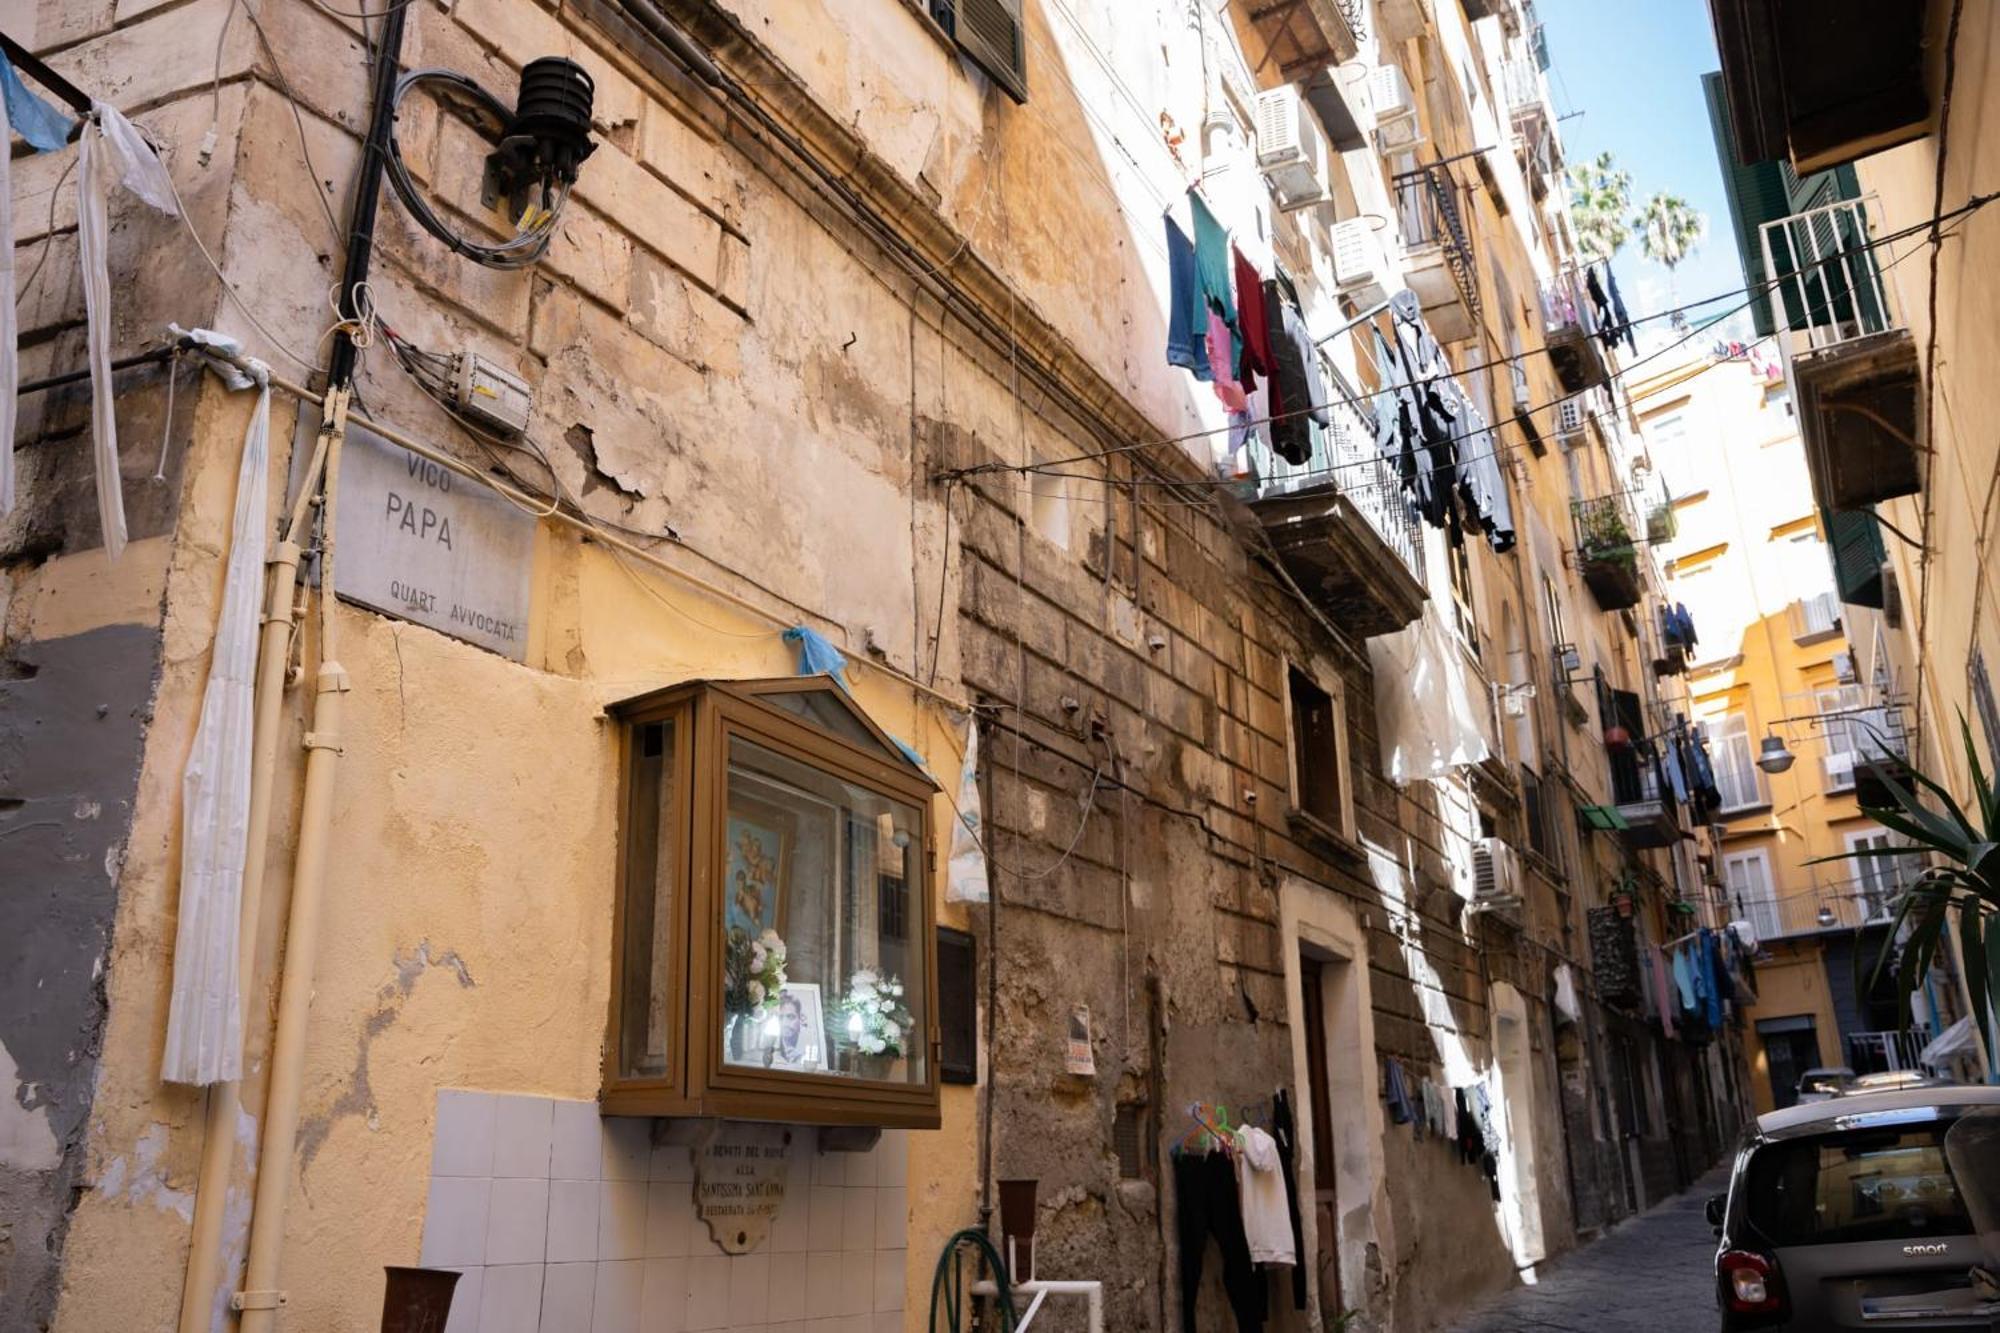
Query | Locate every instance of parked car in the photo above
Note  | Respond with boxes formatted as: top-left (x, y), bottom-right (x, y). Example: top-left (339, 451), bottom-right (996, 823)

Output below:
top-left (1852, 1069), bottom-right (1959, 1094)
top-left (1796, 1066), bottom-right (1857, 1103)
top-left (1710, 1086), bottom-right (2000, 1330)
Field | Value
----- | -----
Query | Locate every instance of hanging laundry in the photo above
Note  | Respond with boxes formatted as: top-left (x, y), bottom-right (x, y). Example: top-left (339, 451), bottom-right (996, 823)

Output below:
top-left (0, 55), bottom-right (78, 517)
top-left (945, 721), bottom-right (989, 904)
top-left (1586, 265), bottom-right (1616, 350)
top-left (1553, 964), bottom-right (1581, 1024)
top-left (1649, 943), bottom-right (1677, 1038)
top-left (161, 329), bottom-right (270, 1085)
top-left (1233, 1125), bottom-right (1296, 1267)
top-left (1163, 214), bottom-right (1211, 380)
top-left (1671, 943), bottom-right (1699, 1016)
top-left (1384, 1056), bottom-right (1415, 1124)
top-left (76, 103), bottom-right (181, 560)
top-left (1207, 311), bottom-right (1247, 411)
top-left (1265, 270), bottom-right (1329, 467)
top-left (1269, 1091), bottom-right (1308, 1310)
top-left (1606, 265), bottom-right (1637, 353)
top-left (1232, 247), bottom-right (1273, 392)
top-left (1174, 1148), bottom-right (1267, 1333)
top-left (1189, 192), bottom-right (1239, 370)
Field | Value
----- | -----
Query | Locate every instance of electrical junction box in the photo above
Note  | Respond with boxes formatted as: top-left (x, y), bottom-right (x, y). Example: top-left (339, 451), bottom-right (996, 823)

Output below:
top-left (451, 353), bottom-right (533, 436)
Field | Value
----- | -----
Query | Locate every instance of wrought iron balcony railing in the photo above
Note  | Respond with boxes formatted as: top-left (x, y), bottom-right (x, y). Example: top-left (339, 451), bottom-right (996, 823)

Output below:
top-left (1238, 393), bottom-right (1426, 584)
top-left (1392, 162), bottom-right (1481, 326)
top-left (1731, 875), bottom-right (1904, 943)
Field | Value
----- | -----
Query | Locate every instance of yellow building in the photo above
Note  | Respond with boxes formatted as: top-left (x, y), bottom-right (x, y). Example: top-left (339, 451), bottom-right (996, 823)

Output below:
top-left (1704, 0), bottom-right (1997, 1083)
top-left (1635, 349), bottom-right (1922, 1114)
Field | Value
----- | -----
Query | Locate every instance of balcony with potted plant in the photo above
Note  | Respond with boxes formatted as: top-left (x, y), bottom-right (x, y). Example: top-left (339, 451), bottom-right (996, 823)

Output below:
top-left (1572, 495), bottom-right (1644, 611)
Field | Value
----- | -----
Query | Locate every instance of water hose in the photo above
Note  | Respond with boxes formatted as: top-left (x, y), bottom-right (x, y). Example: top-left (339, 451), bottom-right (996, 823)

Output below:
top-left (929, 1229), bottom-right (1017, 1333)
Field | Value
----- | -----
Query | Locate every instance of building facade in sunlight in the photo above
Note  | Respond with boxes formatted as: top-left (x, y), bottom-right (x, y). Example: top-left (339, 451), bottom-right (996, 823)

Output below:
top-left (1704, 0), bottom-right (1997, 1090)
top-left (3, 0), bottom-right (1751, 1330)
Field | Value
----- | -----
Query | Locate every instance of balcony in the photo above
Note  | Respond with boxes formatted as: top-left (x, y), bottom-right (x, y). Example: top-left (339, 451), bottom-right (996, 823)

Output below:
top-left (1733, 876), bottom-right (1897, 942)
top-left (1760, 197), bottom-right (1922, 512)
top-left (1376, 0), bottom-right (1432, 44)
top-left (1233, 0), bottom-right (1366, 86)
top-left (1393, 163), bottom-right (1481, 344)
top-left (1708, 0), bottom-right (1930, 175)
top-left (1572, 495), bottom-right (1643, 612)
top-left (1790, 590), bottom-right (1842, 642)
top-left (1540, 267), bottom-right (1610, 392)
top-left (1235, 392), bottom-right (1430, 638)
top-left (1609, 759), bottom-right (1679, 851)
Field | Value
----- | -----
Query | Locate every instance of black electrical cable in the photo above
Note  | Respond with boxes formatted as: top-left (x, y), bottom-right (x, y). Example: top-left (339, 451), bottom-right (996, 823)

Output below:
top-left (383, 69), bottom-right (570, 270)
top-left (330, 1), bottom-right (410, 390)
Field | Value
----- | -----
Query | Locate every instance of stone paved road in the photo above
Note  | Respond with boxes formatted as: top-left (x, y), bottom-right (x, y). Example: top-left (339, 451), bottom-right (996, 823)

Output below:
top-left (1443, 1167), bottom-right (1730, 1332)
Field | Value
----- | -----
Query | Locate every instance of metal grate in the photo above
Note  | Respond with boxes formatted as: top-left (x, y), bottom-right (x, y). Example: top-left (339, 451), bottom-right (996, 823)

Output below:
top-left (1113, 1104), bottom-right (1147, 1179)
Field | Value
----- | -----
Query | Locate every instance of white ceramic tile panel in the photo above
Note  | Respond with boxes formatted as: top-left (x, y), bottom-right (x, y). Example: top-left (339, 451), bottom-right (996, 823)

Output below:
top-left (548, 1178), bottom-right (602, 1264)
top-left (419, 1094), bottom-right (913, 1333)
top-left (493, 1095), bottom-right (555, 1178)
top-left (435, 1091), bottom-right (499, 1177)
top-left (487, 1177), bottom-right (551, 1267)
top-left (592, 1259), bottom-right (644, 1333)
top-left (422, 1177), bottom-right (492, 1268)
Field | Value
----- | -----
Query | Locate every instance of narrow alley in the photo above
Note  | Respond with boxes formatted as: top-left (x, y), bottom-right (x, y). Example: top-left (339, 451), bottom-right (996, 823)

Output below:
top-left (3, 0), bottom-right (1997, 1330)
top-left (1448, 1171), bottom-right (1729, 1333)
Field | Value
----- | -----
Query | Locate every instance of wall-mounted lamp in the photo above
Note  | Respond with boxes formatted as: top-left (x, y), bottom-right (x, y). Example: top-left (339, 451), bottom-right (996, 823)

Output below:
top-left (1755, 735), bottom-right (1797, 775)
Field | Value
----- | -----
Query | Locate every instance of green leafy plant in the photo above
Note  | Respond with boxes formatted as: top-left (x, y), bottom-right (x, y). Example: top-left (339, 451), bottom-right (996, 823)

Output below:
top-left (837, 968), bottom-right (913, 1058)
top-left (1576, 504), bottom-right (1635, 565)
top-left (1819, 715), bottom-right (1998, 1064)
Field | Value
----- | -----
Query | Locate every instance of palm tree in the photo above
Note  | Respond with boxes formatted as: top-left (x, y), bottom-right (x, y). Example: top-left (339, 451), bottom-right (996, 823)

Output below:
top-left (1634, 192), bottom-right (1707, 321)
top-left (1566, 151), bottom-right (1632, 264)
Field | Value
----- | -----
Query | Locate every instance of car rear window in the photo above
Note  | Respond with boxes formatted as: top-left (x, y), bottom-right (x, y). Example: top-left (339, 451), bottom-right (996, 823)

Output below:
top-left (1744, 1123), bottom-right (1973, 1246)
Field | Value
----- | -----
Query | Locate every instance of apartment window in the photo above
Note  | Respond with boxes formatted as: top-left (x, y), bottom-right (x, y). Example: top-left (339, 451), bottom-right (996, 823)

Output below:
top-left (1287, 666), bottom-right (1353, 840)
top-left (1708, 714), bottom-right (1768, 813)
top-left (1029, 468), bottom-right (1070, 550)
top-left (1449, 533), bottom-right (1480, 650)
top-left (606, 679), bottom-right (939, 1127)
top-left (1287, 666), bottom-right (1350, 835)
top-left (1845, 829), bottom-right (1909, 921)
top-left (1645, 411), bottom-right (1688, 448)
top-left (1724, 849), bottom-right (1779, 941)
top-left (922, 0), bottom-right (1027, 102)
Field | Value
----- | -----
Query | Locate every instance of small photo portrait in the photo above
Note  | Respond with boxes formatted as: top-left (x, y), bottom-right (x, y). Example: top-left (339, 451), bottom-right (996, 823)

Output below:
top-left (768, 982), bottom-right (825, 1072)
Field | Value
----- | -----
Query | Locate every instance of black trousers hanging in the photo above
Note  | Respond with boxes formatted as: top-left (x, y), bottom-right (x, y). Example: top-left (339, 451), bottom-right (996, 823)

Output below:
top-left (1271, 1092), bottom-right (1308, 1312)
top-left (1174, 1150), bottom-right (1267, 1333)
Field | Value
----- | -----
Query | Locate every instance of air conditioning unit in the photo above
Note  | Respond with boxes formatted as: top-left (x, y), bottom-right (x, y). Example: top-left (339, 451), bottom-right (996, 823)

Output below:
top-left (1331, 217), bottom-right (1390, 307)
top-left (1255, 87), bottom-right (1331, 211)
top-left (1833, 651), bottom-right (1858, 684)
top-left (1369, 65), bottom-right (1424, 149)
top-left (1472, 836), bottom-right (1523, 901)
top-left (1824, 751), bottom-right (1857, 790)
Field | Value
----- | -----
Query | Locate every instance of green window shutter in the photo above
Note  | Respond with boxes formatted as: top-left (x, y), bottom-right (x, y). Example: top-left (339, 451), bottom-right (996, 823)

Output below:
top-left (1826, 507), bottom-right (1887, 608)
top-left (953, 0), bottom-right (1027, 104)
top-left (1705, 73), bottom-right (1793, 338)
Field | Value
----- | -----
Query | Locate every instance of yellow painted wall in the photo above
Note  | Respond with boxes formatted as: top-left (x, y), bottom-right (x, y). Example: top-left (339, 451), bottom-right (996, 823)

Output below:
top-left (1738, 940), bottom-right (1846, 1115)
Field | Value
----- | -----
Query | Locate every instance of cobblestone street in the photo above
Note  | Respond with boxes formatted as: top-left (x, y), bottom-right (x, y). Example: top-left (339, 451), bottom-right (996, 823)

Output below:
top-left (1445, 1168), bottom-right (1729, 1332)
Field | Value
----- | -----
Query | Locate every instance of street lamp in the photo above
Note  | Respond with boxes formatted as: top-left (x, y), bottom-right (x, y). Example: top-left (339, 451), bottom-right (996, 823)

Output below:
top-left (1756, 734), bottom-right (1797, 774)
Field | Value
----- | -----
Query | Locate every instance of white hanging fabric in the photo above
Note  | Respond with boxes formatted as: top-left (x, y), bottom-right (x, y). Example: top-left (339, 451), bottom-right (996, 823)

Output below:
top-left (76, 103), bottom-right (179, 560)
top-left (161, 329), bottom-right (269, 1086)
top-left (945, 719), bottom-right (990, 903)
top-left (1367, 602), bottom-right (1492, 785)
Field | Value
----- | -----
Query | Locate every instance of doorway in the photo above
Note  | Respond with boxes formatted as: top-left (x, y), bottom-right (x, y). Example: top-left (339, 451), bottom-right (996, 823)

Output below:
top-left (1299, 957), bottom-right (1343, 1319)
top-left (1756, 1015), bottom-right (1821, 1109)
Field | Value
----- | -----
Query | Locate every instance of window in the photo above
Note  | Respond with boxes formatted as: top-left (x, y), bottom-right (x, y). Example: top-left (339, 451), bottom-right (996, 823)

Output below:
top-left (1708, 714), bottom-right (1768, 812)
top-left (607, 679), bottom-right (940, 1127)
top-left (1845, 829), bottom-right (1909, 921)
top-left (1724, 849), bottom-right (1778, 940)
top-left (1029, 468), bottom-right (1070, 550)
top-left (925, 0), bottom-right (1026, 103)
top-left (1645, 411), bottom-right (1688, 448)
top-left (1743, 1123), bottom-right (1972, 1246)
top-left (1287, 666), bottom-right (1352, 839)
top-left (1448, 531), bottom-right (1480, 649)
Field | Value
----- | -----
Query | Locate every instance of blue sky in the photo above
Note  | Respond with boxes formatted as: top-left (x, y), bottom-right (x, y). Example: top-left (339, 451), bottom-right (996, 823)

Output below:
top-left (1536, 0), bottom-right (1750, 340)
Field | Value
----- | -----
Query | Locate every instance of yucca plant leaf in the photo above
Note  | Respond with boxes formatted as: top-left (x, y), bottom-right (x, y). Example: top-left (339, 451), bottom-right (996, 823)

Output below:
top-left (1865, 755), bottom-right (1978, 845)
top-left (1959, 891), bottom-right (1987, 1053)
top-left (1859, 797), bottom-right (1970, 860)
top-left (1963, 712), bottom-right (1999, 833)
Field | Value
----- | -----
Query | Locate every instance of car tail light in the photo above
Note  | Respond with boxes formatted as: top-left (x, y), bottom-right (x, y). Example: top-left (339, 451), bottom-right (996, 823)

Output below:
top-left (1720, 1249), bottom-right (1784, 1314)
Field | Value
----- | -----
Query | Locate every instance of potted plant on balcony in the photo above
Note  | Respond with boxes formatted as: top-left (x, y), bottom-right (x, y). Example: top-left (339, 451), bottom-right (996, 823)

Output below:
top-left (1816, 716), bottom-right (1998, 1066)
top-left (1575, 504), bottom-right (1642, 611)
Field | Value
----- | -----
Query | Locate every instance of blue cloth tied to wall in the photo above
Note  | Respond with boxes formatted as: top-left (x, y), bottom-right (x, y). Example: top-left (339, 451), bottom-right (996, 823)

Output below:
top-left (1, 54), bottom-right (75, 151)
top-left (782, 625), bottom-right (928, 772)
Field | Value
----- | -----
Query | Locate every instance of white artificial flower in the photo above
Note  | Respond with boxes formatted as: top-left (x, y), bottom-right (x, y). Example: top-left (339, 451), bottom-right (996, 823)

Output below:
top-left (760, 929), bottom-right (782, 949)
top-left (882, 1021), bottom-right (901, 1044)
top-left (750, 944), bottom-right (766, 969)
top-left (748, 981), bottom-right (765, 1004)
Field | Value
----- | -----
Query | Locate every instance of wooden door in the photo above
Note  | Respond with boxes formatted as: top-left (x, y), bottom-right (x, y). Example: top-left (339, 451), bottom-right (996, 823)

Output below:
top-left (1300, 961), bottom-right (1343, 1318)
